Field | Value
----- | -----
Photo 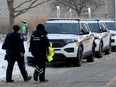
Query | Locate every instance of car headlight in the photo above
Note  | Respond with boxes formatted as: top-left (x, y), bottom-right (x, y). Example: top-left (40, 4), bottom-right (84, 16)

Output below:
top-left (64, 48), bottom-right (74, 52)
top-left (64, 39), bottom-right (77, 44)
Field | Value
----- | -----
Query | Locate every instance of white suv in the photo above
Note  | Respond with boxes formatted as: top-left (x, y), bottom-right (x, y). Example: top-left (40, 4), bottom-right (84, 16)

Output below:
top-left (85, 20), bottom-right (111, 58)
top-left (103, 20), bottom-right (116, 51)
top-left (41, 18), bottom-right (96, 66)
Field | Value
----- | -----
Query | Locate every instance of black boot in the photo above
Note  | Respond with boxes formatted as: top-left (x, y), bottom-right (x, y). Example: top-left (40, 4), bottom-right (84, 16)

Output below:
top-left (6, 80), bottom-right (14, 83)
top-left (33, 75), bottom-right (38, 81)
top-left (40, 79), bottom-right (48, 83)
top-left (24, 76), bottom-right (32, 82)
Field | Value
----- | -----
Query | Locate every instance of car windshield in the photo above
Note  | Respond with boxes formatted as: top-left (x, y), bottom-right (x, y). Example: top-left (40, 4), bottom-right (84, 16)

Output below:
top-left (44, 23), bottom-right (80, 34)
top-left (105, 22), bottom-right (116, 30)
top-left (88, 23), bottom-right (100, 33)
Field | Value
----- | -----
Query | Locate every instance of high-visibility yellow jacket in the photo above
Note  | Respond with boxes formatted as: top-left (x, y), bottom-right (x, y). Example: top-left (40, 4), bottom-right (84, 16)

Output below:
top-left (47, 42), bottom-right (55, 62)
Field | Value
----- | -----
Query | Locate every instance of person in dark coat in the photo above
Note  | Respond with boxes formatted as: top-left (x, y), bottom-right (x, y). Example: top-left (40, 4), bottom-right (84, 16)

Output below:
top-left (29, 24), bottom-right (50, 82)
top-left (2, 25), bottom-right (31, 83)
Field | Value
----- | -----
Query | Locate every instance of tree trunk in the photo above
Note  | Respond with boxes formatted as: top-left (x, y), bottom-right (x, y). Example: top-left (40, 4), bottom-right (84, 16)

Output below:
top-left (9, 14), bottom-right (15, 32)
top-left (7, 0), bottom-right (15, 32)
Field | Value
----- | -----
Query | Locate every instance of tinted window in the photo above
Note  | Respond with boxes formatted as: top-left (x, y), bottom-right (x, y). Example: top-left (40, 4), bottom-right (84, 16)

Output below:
top-left (81, 23), bottom-right (90, 32)
top-left (44, 23), bottom-right (80, 34)
top-left (105, 22), bottom-right (116, 30)
top-left (88, 23), bottom-right (100, 33)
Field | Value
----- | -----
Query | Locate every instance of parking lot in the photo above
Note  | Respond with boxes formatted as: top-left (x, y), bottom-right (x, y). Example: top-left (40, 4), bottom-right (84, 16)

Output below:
top-left (1, 19), bottom-right (116, 87)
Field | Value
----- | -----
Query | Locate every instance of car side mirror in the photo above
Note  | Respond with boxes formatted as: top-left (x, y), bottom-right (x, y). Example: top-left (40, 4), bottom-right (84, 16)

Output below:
top-left (81, 29), bottom-right (84, 33)
top-left (85, 31), bottom-right (89, 34)
top-left (81, 30), bottom-right (89, 34)
top-left (111, 39), bottom-right (114, 43)
top-left (82, 30), bottom-right (89, 34)
top-left (102, 29), bottom-right (107, 32)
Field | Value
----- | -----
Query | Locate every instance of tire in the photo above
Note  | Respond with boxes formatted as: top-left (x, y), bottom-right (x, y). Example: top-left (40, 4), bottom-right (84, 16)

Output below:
top-left (65, 60), bottom-right (73, 67)
top-left (73, 47), bottom-right (83, 67)
top-left (112, 46), bottom-right (116, 52)
top-left (96, 42), bottom-right (103, 58)
top-left (86, 44), bottom-right (95, 62)
top-left (105, 41), bottom-right (111, 54)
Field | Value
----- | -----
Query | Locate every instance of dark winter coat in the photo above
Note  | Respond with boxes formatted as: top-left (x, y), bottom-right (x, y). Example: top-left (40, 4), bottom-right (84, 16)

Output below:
top-left (2, 31), bottom-right (25, 60)
top-left (29, 29), bottom-right (50, 63)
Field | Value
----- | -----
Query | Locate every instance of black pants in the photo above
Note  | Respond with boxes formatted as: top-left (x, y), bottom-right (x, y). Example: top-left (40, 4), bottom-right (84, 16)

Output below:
top-left (6, 57), bottom-right (28, 81)
top-left (32, 51), bottom-right (46, 81)
top-left (34, 65), bottom-right (46, 81)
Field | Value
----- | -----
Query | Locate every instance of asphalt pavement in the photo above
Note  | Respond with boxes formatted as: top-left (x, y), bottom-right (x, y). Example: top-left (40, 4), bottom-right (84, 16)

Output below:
top-left (0, 52), bottom-right (116, 87)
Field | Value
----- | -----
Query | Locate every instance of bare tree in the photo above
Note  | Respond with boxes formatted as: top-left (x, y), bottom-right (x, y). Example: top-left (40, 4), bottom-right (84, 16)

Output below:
top-left (53, 0), bottom-right (105, 16)
top-left (7, 0), bottom-right (51, 31)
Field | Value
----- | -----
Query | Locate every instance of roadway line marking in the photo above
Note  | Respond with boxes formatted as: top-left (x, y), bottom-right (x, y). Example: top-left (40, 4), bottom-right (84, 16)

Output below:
top-left (103, 76), bottom-right (116, 87)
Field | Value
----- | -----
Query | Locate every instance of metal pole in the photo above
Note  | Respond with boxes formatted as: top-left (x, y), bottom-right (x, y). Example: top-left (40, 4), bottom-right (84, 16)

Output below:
top-left (69, 8), bottom-right (72, 18)
top-left (88, 7), bottom-right (91, 19)
top-left (56, 6), bottom-right (60, 18)
top-left (106, 0), bottom-right (108, 19)
top-left (115, 0), bottom-right (116, 20)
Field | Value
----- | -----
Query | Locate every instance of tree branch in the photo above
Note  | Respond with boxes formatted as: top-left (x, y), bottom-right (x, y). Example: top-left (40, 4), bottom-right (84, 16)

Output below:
top-left (14, 0), bottom-right (32, 10)
top-left (53, 0), bottom-right (104, 16)
top-left (14, 0), bottom-right (50, 17)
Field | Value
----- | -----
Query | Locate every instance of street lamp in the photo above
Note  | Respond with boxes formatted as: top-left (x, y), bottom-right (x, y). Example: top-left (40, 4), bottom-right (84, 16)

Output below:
top-left (69, 8), bottom-right (72, 18)
top-left (56, 6), bottom-right (60, 18)
top-left (115, 0), bottom-right (116, 20)
top-left (88, 7), bottom-right (91, 19)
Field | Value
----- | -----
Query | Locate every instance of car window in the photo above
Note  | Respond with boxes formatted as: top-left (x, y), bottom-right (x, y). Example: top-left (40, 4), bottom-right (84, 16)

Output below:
top-left (85, 24), bottom-right (91, 32)
top-left (82, 23), bottom-right (90, 32)
top-left (99, 23), bottom-right (107, 32)
top-left (105, 22), bottom-right (116, 30)
top-left (80, 23), bottom-right (89, 34)
top-left (88, 23), bottom-right (100, 33)
top-left (44, 23), bottom-right (80, 34)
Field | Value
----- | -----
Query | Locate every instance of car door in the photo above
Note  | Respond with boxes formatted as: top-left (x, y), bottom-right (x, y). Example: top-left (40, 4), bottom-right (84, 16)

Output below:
top-left (99, 23), bottom-right (110, 48)
top-left (80, 23), bottom-right (93, 54)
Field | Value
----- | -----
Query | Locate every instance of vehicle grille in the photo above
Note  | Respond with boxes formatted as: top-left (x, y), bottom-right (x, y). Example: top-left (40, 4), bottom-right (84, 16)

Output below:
top-left (53, 54), bottom-right (66, 59)
top-left (49, 39), bottom-right (65, 47)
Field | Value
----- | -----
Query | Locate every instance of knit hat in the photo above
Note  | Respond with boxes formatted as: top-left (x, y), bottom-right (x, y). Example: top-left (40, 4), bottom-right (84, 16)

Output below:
top-left (13, 25), bottom-right (20, 31)
top-left (36, 24), bottom-right (45, 31)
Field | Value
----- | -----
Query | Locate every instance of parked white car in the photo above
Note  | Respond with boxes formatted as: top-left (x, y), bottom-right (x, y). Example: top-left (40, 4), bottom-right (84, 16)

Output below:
top-left (41, 18), bottom-right (96, 66)
top-left (103, 20), bottom-right (116, 51)
top-left (84, 20), bottom-right (111, 58)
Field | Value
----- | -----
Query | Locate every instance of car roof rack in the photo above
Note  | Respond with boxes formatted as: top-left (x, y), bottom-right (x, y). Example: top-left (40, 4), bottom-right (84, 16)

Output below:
top-left (81, 19), bottom-right (99, 21)
top-left (48, 18), bottom-right (80, 21)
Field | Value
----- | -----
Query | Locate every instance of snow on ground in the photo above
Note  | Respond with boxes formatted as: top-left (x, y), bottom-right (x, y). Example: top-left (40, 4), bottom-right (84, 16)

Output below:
top-left (0, 42), bottom-right (8, 79)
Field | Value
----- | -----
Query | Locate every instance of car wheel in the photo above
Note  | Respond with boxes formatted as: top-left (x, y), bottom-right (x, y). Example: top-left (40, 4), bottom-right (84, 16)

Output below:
top-left (65, 60), bottom-right (73, 67)
top-left (73, 47), bottom-right (83, 67)
top-left (112, 46), bottom-right (116, 52)
top-left (86, 44), bottom-right (95, 62)
top-left (105, 41), bottom-right (111, 54)
top-left (96, 42), bottom-right (103, 58)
